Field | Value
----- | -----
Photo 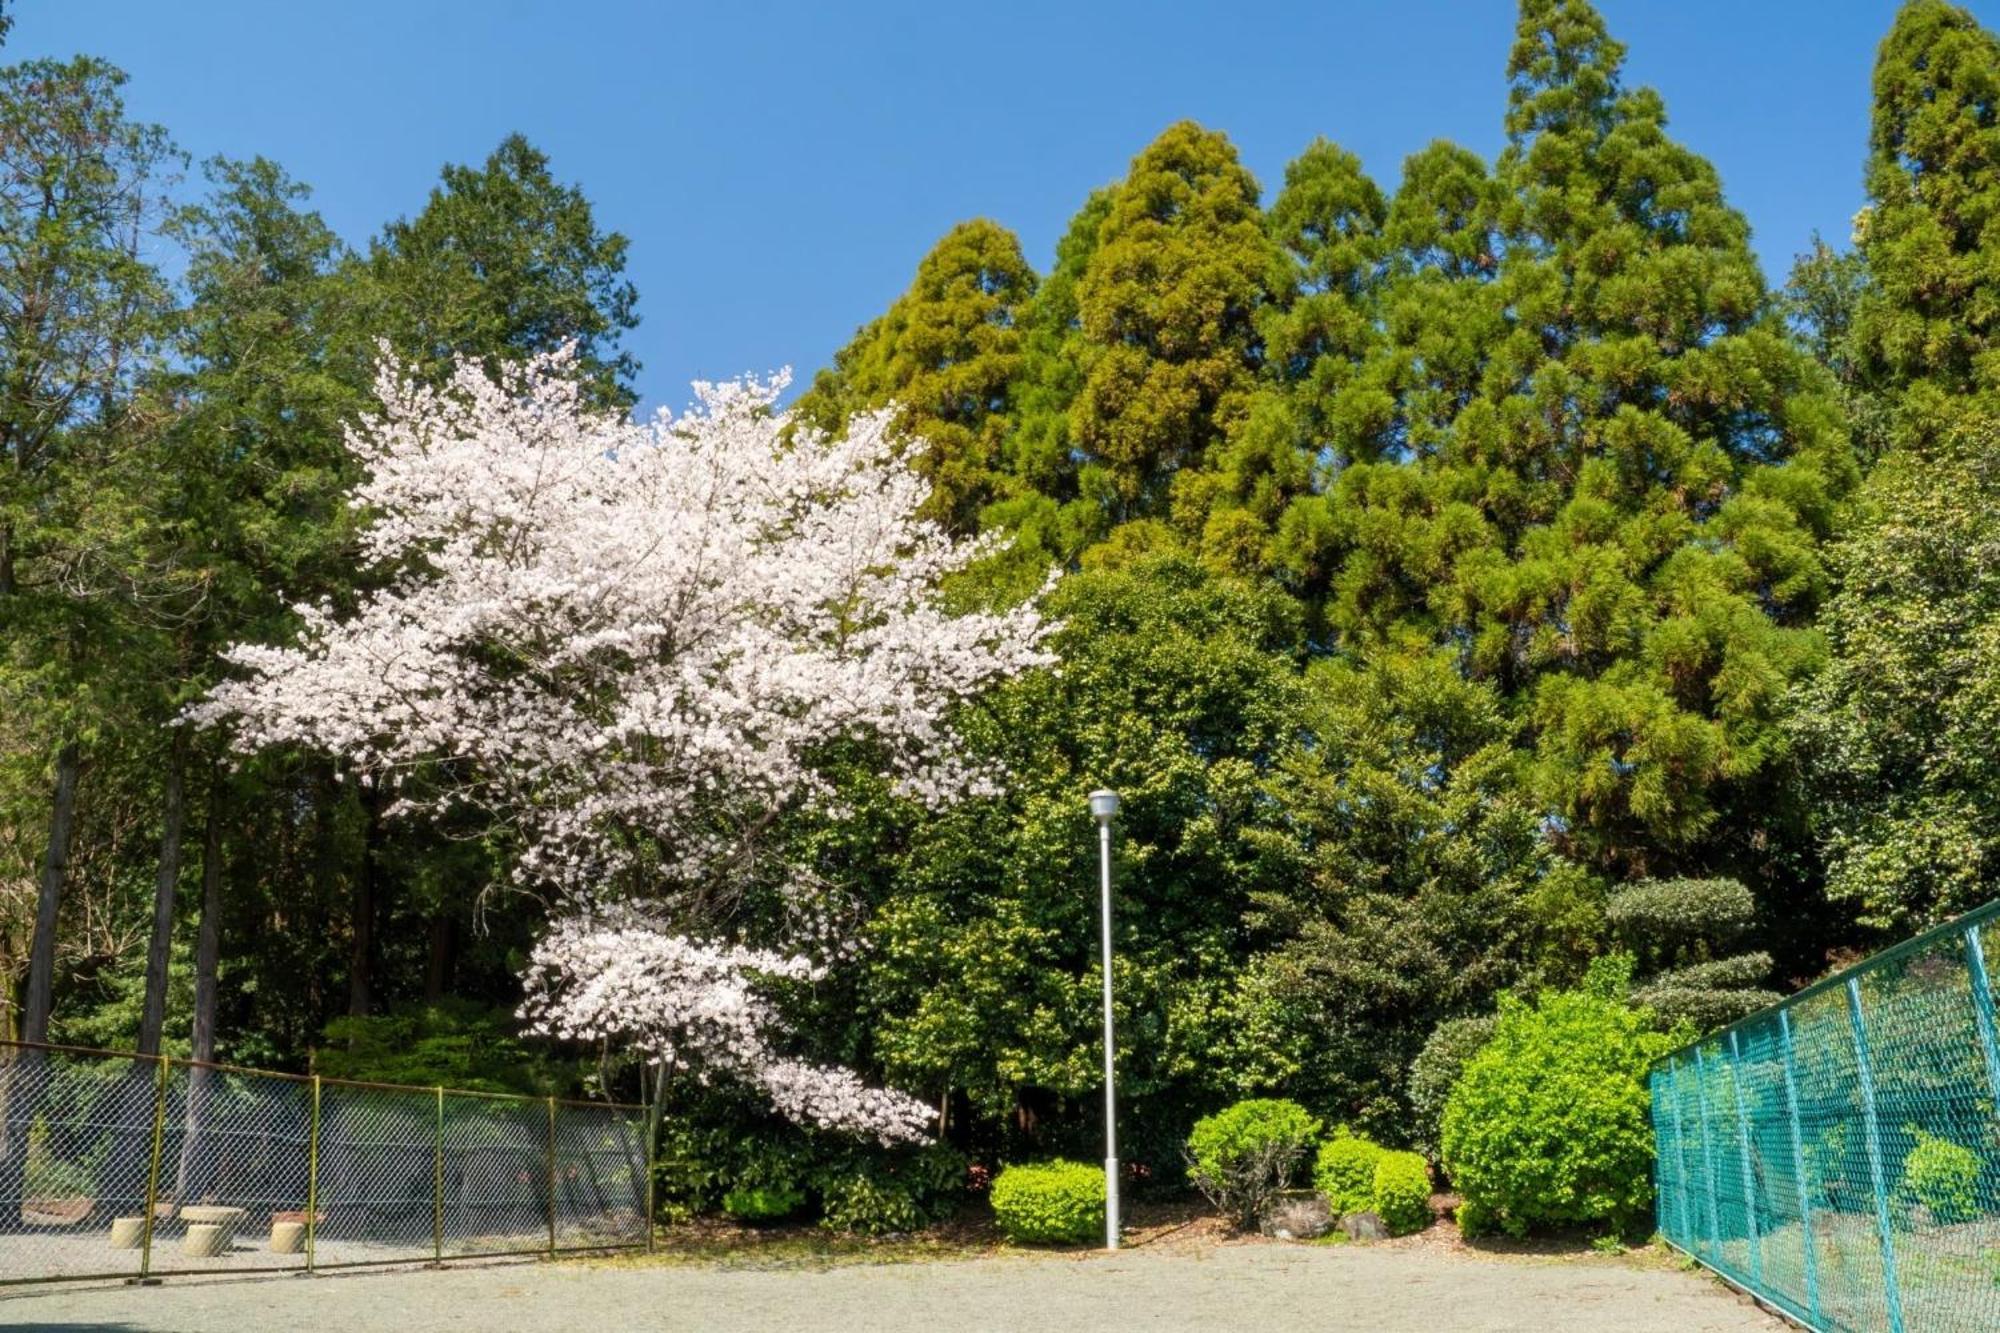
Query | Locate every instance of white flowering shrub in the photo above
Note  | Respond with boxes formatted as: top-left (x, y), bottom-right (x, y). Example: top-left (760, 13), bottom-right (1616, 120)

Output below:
top-left (195, 348), bottom-right (1051, 1143)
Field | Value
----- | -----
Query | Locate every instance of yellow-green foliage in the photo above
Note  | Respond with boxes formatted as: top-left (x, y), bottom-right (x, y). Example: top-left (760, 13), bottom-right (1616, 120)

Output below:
top-left (989, 1160), bottom-right (1104, 1245)
top-left (1371, 1150), bottom-right (1433, 1235)
top-left (1313, 1129), bottom-right (1384, 1214)
top-left (1901, 1128), bottom-right (1980, 1225)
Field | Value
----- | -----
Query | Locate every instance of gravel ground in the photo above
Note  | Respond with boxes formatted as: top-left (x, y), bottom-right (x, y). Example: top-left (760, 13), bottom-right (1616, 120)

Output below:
top-left (0, 1242), bottom-right (1785, 1332)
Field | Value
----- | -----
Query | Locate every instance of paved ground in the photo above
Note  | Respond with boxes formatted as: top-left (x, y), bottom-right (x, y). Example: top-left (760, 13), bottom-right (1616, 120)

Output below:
top-left (0, 1242), bottom-right (1784, 1332)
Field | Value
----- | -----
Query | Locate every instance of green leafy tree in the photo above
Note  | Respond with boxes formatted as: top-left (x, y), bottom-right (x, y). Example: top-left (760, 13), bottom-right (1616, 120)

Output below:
top-left (1605, 876), bottom-right (1779, 1029)
top-left (791, 219), bottom-right (1037, 530)
top-left (1793, 417), bottom-right (2000, 932)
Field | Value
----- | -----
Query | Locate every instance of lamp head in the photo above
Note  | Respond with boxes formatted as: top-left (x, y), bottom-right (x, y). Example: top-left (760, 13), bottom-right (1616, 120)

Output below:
top-left (1088, 789), bottom-right (1120, 821)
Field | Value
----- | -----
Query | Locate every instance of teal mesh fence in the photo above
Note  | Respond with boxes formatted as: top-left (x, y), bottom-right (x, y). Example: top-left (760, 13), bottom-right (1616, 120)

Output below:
top-left (1652, 897), bottom-right (2000, 1332)
top-left (0, 1040), bottom-right (653, 1285)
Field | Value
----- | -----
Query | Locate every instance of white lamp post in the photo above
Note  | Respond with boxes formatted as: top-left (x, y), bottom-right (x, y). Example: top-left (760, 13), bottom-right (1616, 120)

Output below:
top-left (1088, 788), bottom-right (1121, 1250)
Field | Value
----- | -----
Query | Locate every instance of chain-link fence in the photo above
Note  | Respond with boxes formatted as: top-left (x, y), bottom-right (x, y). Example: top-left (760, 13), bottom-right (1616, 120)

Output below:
top-left (1652, 897), bottom-right (2000, 1333)
top-left (0, 1040), bottom-right (652, 1285)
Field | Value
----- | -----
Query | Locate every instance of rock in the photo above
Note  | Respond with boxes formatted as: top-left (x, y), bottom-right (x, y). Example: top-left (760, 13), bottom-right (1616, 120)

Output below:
top-left (1342, 1210), bottom-right (1388, 1242)
top-left (1258, 1192), bottom-right (1333, 1240)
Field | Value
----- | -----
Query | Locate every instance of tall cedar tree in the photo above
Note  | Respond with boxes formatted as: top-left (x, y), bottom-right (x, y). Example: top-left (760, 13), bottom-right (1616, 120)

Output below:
top-left (1853, 0), bottom-right (2000, 439)
top-left (1315, 0), bottom-right (1852, 884)
top-left (791, 219), bottom-right (1037, 532)
top-left (1069, 123), bottom-right (1275, 528)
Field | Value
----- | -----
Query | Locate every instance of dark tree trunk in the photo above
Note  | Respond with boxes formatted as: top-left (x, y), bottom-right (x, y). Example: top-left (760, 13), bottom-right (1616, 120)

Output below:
top-left (424, 912), bottom-right (453, 1003)
top-left (20, 742), bottom-right (81, 1047)
top-left (189, 788), bottom-right (223, 1064)
top-left (347, 782), bottom-right (384, 1021)
top-left (136, 731), bottom-right (189, 1056)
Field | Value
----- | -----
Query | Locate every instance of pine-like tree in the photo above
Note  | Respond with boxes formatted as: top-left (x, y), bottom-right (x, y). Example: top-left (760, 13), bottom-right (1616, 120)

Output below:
top-left (790, 219), bottom-right (1037, 531)
top-left (1852, 0), bottom-right (2000, 437)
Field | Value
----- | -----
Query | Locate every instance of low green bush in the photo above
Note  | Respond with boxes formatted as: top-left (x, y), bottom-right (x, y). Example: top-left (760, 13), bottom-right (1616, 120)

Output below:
top-left (1440, 956), bottom-right (1678, 1238)
top-left (989, 1160), bottom-right (1105, 1245)
top-left (1185, 1098), bottom-right (1321, 1229)
top-left (1313, 1129), bottom-right (1383, 1214)
top-left (1902, 1129), bottom-right (1979, 1224)
top-left (1409, 1017), bottom-right (1496, 1163)
top-left (817, 1143), bottom-right (966, 1235)
top-left (721, 1184), bottom-right (806, 1224)
top-left (1372, 1150), bottom-right (1432, 1236)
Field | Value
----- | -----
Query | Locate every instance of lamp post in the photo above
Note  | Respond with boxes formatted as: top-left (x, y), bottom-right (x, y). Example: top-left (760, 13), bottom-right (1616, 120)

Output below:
top-left (1088, 788), bottom-right (1120, 1250)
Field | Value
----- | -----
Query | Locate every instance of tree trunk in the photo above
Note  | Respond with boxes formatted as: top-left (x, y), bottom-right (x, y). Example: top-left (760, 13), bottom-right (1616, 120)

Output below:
top-left (136, 731), bottom-right (188, 1056)
top-left (20, 742), bottom-right (81, 1047)
top-left (347, 782), bottom-right (383, 1020)
top-left (189, 788), bottom-right (223, 1064)
top-left (424, 912), bottom-right (453, 1003)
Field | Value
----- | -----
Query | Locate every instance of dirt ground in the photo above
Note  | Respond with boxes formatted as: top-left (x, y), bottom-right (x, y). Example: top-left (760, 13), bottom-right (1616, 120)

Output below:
top-left (0, 1214), bottom-right (1786, 1333)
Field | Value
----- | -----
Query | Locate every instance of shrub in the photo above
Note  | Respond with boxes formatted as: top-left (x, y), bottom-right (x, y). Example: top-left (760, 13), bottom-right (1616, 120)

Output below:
top-left (1440, 956), bottom-right (1676, 1237)
top-left (1408, 1017), bottom-right (1496, 1163)
top-left (1312, 1129), bottom-right (1384, 1214)
top-left (1371, 1150), bottom-right (1433, 1236)
top-left (816, 1143), bottom-right (965, 1235)
top-left (721, 1184), bottom-right (806, 1224)
top-left (1185, 1098), bottom-right (1321, 1229)
top-left (1902, 1129), bottom-right (1979, 1224)
top-left (989, 1160), bottom-right (1105, 1245)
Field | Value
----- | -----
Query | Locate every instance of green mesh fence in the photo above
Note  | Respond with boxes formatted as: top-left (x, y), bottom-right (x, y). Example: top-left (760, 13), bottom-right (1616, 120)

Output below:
top-left (1652, 897), bottom-right (2000, 1332)
top-left (0, 1041), bottom-right (653, 1285)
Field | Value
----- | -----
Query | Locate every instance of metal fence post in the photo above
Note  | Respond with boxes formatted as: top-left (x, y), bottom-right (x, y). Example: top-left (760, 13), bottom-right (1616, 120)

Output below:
top-left (306, 1074), bottom-right (320, 1275)
top-left (546, 1097), bottom-right (558, 1257)
top-left (1693, 1045), bottom-right (1722, 1261)
top-left (433, 1086), bottom-right (445, 1266)
top-left (1726, 1032), bottom-right (1762, 1287)
top-left (1963, 925), bottom-right (2000, 1109)
top-left (1664, 1055), bottom-right (1692, 1243)
top-left (1777, 1008), bottom-right (1822, 1330)
top-left (136, 1055), bottom-right (170, 1280)
top-left (1846, 977), bottom-right (1905, 1333)
top-left (644, 1108), bottom-right (657, 1255)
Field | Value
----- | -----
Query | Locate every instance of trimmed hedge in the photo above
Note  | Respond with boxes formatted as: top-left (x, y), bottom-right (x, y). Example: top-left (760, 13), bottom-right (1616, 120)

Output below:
top-left (1185, 1098), bottom-right (1321, 1229)
top-left (990, 1160), bottom-right (1105, 1245)
top-left (1372, 1150), bottom-right (1432, 1235)
top-left (1313, 1129), bottom-right (1383, 1214)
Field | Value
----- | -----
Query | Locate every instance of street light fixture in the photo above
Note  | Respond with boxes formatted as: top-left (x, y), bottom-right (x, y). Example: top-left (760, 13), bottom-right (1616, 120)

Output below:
top-left (1088, 788), bottom-right (1120, 1250)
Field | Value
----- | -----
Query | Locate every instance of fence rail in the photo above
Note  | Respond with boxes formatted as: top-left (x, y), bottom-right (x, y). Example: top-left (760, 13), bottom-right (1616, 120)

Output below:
top-left (0, 1040), bottom-right (652, 1285)
top-left (1652, 896), bottom-right (2000, 1332)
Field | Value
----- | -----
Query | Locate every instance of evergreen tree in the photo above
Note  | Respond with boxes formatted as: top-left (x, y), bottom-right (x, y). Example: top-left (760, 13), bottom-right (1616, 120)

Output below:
top-left (1852, 0), bottom-right (2000, 436)
top-left (1069, 123), bottom-right (1275, 526)
top-left (363, 133), bottom-right (639, 409)
top-left (1192, 140), bottom-right (1387, 578)
top-left (790, 219), bottom-right (1037, 531)
top-left (1312, 0), bottom-right (1851, 881)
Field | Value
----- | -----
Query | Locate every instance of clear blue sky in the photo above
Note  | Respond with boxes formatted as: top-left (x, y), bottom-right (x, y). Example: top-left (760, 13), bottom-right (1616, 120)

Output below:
top-left (12, 1), bottom-right (1969, 415)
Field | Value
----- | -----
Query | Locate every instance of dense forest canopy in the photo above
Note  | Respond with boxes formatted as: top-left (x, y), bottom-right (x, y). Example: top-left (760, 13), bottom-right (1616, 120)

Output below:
top-left (4, 0), bottom-right (2000, 1192)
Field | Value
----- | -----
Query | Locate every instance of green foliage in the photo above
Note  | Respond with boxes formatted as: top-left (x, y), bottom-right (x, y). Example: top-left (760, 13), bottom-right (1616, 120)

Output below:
top-left (1312, 1129), bottom-right (1385, 1214)
top-left (1441, 958), bottom-right (1678, 1237)
top-left (1901, 1129), bottom-right (1980, 1225)
top-left (988, 1160), bottom-right (1105, 1245)
top-left (720, 1185), bottom-right (807, 1224)
top-left (315, 1000), bottom-right (565, 1094)
top-left (1184, 1098), bottom-right (1320, 1228)
top-left (1794, 418), bottom-right (2000, 932)
top-left (815, 1144), bottom-right (965, 1236)
top-left (1371, 1150), bottom-right (1433, 1236)
top-left (792, 219), bottom-right (1037, 531)
top-left (1608, 878), bottom-right (1779, 1031)
top-left (1408, 1017), bottom-right (1497, 1163)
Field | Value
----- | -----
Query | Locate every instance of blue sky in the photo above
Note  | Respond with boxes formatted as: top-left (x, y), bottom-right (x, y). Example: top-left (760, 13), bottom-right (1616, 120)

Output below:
top-left (13, 2), bottom-right (1969, 416)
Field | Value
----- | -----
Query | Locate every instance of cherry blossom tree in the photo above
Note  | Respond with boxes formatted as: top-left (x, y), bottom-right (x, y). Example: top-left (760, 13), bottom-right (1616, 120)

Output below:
top-left (193, 348), bottom-right (1051, 1141)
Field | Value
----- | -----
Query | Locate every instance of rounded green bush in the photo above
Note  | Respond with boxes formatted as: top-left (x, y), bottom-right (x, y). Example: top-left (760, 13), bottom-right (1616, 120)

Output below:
top-left (1440, 959), bottom-right (1675, 1237)
top-left (1902, 1129), bottom-right (1980, 1224)
top-left (1313, 1129), bottom-right (1384, 1214)
top-left (990, 1160), bottom-right (1105, 1245)
top-left (1371, 1150), bottom-right (1433, 1236)
top-left (1409, 1016), bottom-right (1496, 1162)
top-left (1185, 1098), bottom-right (1321, 1228)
